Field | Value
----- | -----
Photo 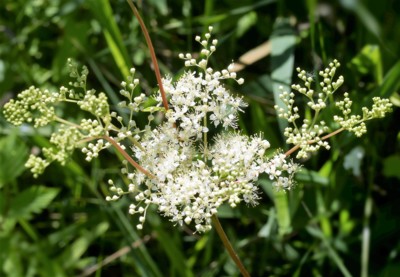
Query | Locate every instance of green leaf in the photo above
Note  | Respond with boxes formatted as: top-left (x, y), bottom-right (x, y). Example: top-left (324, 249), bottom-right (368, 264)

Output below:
top-left (306, 225), bottom-right (353, 277)
top-left (60, 222), bottom-right (109, 268)
top-left (390, 92), bottom-right (400, 107)
top-left (258, 208), bottom-right (276, 238)
top-left (0, 132), bottom-right (28, 188)
top-left (86, 0), bottom-right (132, 78)
top-left (147, 0), bottom-right (168, 15)
top-left (383, 155), bottom-right (400, 180)
top-left (236, 11), bottom-right (257, 38)
top-left (8, 186), bottom-right (59, 220)
top-left (296, 168), bottom-right (329, 186)
top-left (349, 44), bottom-right (383, 84)
top-left (270, 17), bottom-right (296, 137)
top-left (274, 189), bottom-right (292, 237)
top-left (368, 60), bottom-right (400, 100)
top-left (339, 210), bottom-right (355, 235)
top-left (195, 0), bottom-right (276, 25)
top-left (340, 0), bottom-right (381, 41)
top-left (306, 0), bottom-right (318, 52)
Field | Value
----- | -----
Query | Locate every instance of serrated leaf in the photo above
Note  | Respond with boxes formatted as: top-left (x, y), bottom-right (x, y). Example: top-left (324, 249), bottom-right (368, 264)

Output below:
top-left (8, 186), bottom-right (60, 220)
top-left (0, 132), bottom-right (28, 187)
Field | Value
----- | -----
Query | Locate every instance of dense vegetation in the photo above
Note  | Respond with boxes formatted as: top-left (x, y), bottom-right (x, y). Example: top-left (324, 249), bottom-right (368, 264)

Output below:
top-left (1, 0), bottom-right (399, 276)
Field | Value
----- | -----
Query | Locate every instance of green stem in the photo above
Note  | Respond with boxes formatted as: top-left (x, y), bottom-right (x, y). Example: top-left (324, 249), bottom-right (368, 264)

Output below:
top-left (309, 110), bottom-right (320, 132)
top-left (361, 169), bottom-right (373, 277)
top-left (211, 215), bottom-right (250, 277)
top-left (126, 0), bottom-right (169, 111)
top-left (54, 116), bottom-right (82, 128)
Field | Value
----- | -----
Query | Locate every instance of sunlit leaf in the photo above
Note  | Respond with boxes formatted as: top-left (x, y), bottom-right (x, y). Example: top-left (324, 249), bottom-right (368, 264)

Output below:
top-left (270, 17), bottom-right (296, 137)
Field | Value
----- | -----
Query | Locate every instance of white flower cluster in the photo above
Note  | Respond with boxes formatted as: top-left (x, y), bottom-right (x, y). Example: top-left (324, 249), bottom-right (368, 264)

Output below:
top-left (4, 27), bottom-right (301, 233)
top-left (105, 27), bottom-right (300, 232)
top-left (3, 25), bottom-right (393, 233)
top-left (110, 128), bottom-right (298, 232)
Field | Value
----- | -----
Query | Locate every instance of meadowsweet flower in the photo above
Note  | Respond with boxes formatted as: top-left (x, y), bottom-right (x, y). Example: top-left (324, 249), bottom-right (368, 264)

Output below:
top-left (104, 28), bottom-right (301, 232)
top-left (17, 28), bottom-right (398, 233)
top-left (114, 130), bottom-right (288, 232)
top-left (2, 27), bottom-right (302, 232)
top-left (263, 153), bottom-right (299, 190)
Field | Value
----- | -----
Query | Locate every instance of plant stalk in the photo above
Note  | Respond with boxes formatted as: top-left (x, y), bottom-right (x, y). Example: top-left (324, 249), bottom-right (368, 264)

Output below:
top-left (211, 215), bottom-right (250, 277)
top-left (285, 127), bottom-right (344, 156)
top-left (101, 135), bottom-right (155, 178)
top-left (126, 3), bottom-right (249, 276)
top-left (126, 0), bottom-right (169, 111)
top-left (361, 168), bottom-right (373, 277)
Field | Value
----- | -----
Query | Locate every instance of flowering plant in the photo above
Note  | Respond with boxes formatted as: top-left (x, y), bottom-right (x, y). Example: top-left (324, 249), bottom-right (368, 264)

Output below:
top-left (2, 3), bottom-right (393, 275)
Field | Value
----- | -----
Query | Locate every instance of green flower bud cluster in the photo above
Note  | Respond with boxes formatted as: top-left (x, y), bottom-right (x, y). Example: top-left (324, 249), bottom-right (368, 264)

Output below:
top-left (67, 58), bottom-right (89, 92)
top-left (275, 60), bottom-right (392, 159)
top-left (334, 93), bottom-right (392, 137)
top-left (3, 59), bottom-right (149, 177)
top-left (4, 86), bottom-right (59, 128)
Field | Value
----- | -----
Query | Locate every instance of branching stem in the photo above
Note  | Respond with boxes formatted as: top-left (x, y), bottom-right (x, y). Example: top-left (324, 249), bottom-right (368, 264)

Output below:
top-left (285, 127), bottom-right (344, 156)
top-left (101, 135), bottom-right (155, 178)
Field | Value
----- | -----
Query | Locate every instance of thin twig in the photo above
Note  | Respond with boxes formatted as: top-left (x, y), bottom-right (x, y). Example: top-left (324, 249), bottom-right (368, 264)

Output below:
top-left (284, 127), bottom-right (345, 157)
top-left (101, 135), bottom-right (155, 178)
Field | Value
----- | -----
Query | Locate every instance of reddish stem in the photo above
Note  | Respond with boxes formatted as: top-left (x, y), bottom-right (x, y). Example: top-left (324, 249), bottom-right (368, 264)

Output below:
top-left (126, 0), bottom-right (169, 111)
top-left (211, 215), bottom-right (251, 277)
top-left (101, 135), bottom-right (155, 179)
top-left (284, 127), bottom-right (345, 157)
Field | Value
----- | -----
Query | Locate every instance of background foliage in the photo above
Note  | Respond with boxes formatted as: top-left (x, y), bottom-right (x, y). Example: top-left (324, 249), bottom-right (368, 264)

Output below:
top-left (1, 0), bottom-right (400, 276)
